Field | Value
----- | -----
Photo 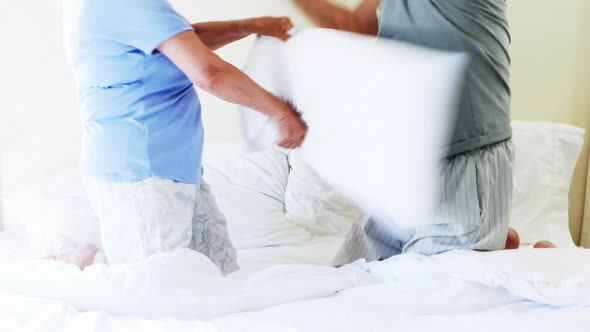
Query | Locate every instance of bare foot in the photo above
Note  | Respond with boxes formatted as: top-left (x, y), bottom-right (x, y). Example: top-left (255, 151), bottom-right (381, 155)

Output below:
top-left (69, 244), bottom-right (99, 270)
top-left (505, 228), bottom-right (520, 250)
top-left (47, 244), bottom-right (99, 270)
top-left (534, 241), bottom-right (557, 249)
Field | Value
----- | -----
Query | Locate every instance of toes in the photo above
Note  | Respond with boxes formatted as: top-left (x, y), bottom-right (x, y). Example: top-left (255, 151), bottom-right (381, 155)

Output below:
top-left (68, 244), bottom-right (99, 270)
top-left (505, 228), bottom-right (520, 250)
top-left (534, 241), bottom-right (557, 249)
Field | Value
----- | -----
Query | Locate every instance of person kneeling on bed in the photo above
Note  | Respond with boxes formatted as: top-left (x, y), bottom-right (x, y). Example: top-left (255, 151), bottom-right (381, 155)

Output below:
top-left (294, 0), bottom-right (555, 264)
top-left (54, 0), bottom-right (307, 272)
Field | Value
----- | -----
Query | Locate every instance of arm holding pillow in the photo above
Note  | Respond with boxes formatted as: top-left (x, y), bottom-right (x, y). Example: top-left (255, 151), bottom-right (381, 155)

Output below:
top-left (192, 17), bottom-right (294, 51)
top-left (159, 31), bottom-right (307, 149)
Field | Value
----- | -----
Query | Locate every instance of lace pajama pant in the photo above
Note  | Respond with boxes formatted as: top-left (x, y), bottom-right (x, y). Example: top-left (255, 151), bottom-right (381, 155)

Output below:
top-left (84, 177), bottom-right (239, 274)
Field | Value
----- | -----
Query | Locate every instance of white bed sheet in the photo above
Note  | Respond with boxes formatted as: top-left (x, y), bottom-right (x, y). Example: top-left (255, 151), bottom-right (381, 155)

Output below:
top-left (0, 235), bottom-right (361, 321)
top-left (0, 231), bottom-right (589, 332)
top-left (233, 236), bottom-right (345, 277)
top-left (2, 290), bottom-right (588, 332)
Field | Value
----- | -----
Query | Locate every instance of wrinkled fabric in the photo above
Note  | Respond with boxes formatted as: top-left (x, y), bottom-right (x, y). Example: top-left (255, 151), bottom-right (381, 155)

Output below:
top-left (84, 177), bottom-right (238, 274)
top-left (334, 140), bottom-right (514, 265)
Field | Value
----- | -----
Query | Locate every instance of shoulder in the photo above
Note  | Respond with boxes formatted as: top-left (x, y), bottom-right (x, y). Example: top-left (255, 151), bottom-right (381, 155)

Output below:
top-left (433, 0), bottom-right (508, 20)
top-left (68, 0), bottom-right (178, 18)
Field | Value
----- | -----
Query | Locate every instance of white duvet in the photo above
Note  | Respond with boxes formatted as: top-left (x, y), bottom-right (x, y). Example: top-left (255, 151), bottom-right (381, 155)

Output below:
top-left (0, 249), bottom-right (366, 320)
top-left (1, 248), bottom-right (589, 331)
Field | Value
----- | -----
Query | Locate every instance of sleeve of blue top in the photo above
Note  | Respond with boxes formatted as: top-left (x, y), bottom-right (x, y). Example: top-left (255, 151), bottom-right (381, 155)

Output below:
top-left (97, 0), bottom-right (194, 55)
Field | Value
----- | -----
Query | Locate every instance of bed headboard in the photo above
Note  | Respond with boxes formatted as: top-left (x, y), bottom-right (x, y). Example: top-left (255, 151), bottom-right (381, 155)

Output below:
top-left (583, 165), bottom-right (590, 247)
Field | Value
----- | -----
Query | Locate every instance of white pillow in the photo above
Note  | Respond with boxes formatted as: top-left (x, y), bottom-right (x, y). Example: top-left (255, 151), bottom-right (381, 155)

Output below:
top-left (510, 122), bottom-right (585, 247)
top-left (202, 143), bottom-right (313, 249)
top-left (284, 150), bottom-right (362, 237)
top-left (241, 28), bottom-right (469, 230)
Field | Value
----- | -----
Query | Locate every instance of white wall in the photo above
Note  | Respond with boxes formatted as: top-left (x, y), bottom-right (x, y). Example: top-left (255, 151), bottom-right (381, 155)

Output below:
top-left (0, 1), bottom-right (81, 195)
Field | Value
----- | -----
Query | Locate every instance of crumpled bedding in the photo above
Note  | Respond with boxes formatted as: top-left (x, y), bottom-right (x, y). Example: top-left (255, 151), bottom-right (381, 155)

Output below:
top-left (0, 247), bottom-right (589, 331)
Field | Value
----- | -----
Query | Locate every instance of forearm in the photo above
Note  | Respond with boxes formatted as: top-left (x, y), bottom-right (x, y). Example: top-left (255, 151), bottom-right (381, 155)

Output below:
top-left (294, 0), bottom-right (379, 35)
top-left (294, 0), bottom-right (359, 32)
top-left (193, 17), bottom-right (286, 51)
top-left (191, 20), bottom-right (255, 50)
top-left (204, 58), bottom-right (306, 149)
top-left (159, 30), bottom-right (289, 117)
top-left (200, 56), bottom-right (289, 118)
top-left (158, 30), bottom-right (305, 149)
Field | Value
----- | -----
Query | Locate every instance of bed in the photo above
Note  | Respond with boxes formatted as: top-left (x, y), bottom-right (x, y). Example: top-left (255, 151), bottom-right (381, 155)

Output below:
top-left (2, 0), bottom-right (590, 329)
top-left (0, 121), bottom-right (588, 332)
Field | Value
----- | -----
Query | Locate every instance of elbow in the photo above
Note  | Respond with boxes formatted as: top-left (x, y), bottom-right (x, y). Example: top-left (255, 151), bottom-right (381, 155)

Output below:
top-left (335, 12), bottom-right (375, 35)
top-left (334, 12), bottom-right (361, 33)
top-left (194, 63), bottom-right (230, 93)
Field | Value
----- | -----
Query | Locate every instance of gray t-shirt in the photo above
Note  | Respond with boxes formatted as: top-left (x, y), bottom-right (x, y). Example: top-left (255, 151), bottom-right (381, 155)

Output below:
top-left (377, 0), bottom-right (511, 156)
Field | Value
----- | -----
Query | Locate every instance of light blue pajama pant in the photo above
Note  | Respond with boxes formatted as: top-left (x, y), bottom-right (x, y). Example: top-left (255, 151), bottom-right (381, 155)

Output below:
top-left (333, 140), bottom-right (515, 265)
